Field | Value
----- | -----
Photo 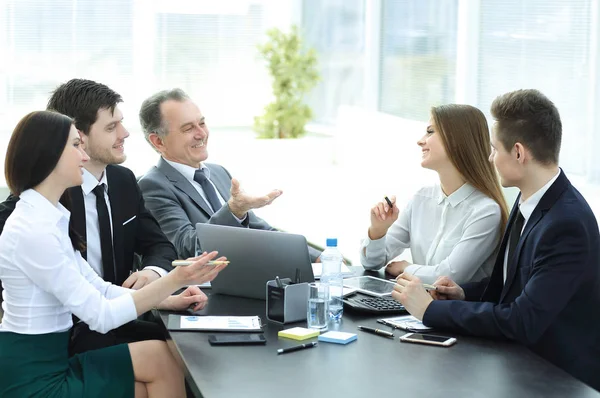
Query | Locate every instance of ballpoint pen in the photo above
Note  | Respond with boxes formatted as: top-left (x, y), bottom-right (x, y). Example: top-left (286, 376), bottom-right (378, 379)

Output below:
top-left (384, 196), bottom-right (393, 208)
top-left (277, 342), bottom-right (318, 355)
top-left (172, 260), bottom-right (230, 267)
top-left (377, 319), bottom-right (400, 330)
top-left (357, 325), bottom-right (394, 338)
top-left (387, 279), bottom-right (437, 291)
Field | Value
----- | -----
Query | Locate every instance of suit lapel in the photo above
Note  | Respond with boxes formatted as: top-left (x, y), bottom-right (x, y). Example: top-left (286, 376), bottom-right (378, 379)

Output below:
top-left (67, 186), bottom-right (87, 259)
top-left (499, 171), bottom-right (570, 302)
top-left (106, 166), bottom-right (124, 280)
top-left (157, 158), bottom-right (215, 216)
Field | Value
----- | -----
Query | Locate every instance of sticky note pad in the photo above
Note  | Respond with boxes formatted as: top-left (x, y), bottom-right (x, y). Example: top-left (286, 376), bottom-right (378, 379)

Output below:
top-left (278, 327), bottom-right (320, 341)
top-left (318, 331), bottom-right (357, 345)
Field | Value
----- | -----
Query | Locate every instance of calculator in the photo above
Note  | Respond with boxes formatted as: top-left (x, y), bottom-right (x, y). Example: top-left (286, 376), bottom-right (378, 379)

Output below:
top-left (343, 292), bottom-right (407, 314)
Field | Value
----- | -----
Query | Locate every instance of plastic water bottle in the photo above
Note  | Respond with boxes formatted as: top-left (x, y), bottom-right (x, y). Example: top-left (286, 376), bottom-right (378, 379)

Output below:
top-left (320, 238), bottom-right (344, 321)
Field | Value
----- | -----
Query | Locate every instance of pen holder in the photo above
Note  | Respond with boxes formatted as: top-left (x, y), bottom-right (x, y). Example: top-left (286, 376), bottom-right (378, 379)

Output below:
top-left (266, 279), bottom-right (309, 324)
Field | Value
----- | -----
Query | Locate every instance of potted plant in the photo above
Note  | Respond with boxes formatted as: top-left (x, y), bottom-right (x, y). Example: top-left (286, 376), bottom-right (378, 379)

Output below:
top-left (254, 25), bottom-right (320, 139)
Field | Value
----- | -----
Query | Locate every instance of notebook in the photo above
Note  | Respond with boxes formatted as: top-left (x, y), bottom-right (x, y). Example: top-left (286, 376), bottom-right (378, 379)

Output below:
top-left (167, 315), bottom-right (263, 332)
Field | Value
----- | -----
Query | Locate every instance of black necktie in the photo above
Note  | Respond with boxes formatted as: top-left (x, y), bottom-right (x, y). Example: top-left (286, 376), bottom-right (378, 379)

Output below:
top-left (92, 184), bottom-right (116, 282)
top-left (193, 169), bottom-right (222, 213)
top-left (507, 210), bottom-right (525, 266)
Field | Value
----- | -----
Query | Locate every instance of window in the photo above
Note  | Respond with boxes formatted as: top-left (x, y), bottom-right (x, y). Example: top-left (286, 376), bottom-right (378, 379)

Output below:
top-left (379, 0), bottom-right (459, 121)
top-left (478, 0), bottom-right (593, 176)
top-left (302, 0), bottom-right (366, 124)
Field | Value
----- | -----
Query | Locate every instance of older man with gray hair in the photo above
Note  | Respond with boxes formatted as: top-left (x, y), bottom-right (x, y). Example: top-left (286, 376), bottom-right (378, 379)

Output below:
top-left (137, 88), bottom-right (321, 261)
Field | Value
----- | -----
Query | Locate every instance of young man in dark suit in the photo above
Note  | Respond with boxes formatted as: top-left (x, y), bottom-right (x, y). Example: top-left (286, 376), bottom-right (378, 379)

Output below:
top-left (136, 88), bottom-right (322, 261)
top-left (0, 79), bottom-right (194, 354)
top-left (392, 89), bottom-right (600, 391)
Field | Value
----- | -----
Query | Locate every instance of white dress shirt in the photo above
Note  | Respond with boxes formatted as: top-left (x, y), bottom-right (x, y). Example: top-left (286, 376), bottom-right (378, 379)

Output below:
top-left (82, 169), bottom-right (166, 278)
top-left (502, 169), bottom-right (561, 282)
top-left (361, 183), bottom-right (502, 284)
top-left (0, 189), bottom-right (137, 334)
top-left (164, 158), bottom-right (246, 223)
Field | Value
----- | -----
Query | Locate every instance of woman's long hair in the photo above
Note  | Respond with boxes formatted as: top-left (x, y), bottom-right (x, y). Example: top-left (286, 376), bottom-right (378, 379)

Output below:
top-left (431, 104), bottom-right (509, 232)
top-left (5, 110), bottom-right (85, 251)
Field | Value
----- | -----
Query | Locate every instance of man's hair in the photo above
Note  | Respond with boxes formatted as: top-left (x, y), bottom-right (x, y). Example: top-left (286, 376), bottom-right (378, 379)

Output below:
top-left (47, 78), bottom-right (123, 135)
top-left (139, 88), bottom-right (190, 146)
top-left (490, 89), bottom-right (562, 165)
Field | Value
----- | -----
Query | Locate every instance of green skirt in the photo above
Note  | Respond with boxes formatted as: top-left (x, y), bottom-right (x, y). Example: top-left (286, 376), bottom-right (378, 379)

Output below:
top-left (0, 330), bottom-right (134, 398)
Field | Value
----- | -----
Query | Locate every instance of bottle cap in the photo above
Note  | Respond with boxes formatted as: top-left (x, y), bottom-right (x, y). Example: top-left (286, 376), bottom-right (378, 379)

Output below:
top-left (326, 238), bottom-right (338, 247)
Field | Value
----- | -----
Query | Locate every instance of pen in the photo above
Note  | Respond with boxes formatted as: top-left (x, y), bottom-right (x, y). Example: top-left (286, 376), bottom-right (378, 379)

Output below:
top-left (294, 268), bottom-right (301, 284)
top-left (277, 342), bottom-right (318, 355)
top-left (377, 319), bottom-right (400, 330)
top-left (422, 283), bottom-right (437, 291)
top-left (384, 196), bottom-right (393, 208)
top-left (275, 276), bottom-right (284, 288)
top-left (388, 278), bottom-right (437, 291)
top-left (357, 325), bottom-right (394, 338)
top-left (172, 260), bottom-right (230, 267)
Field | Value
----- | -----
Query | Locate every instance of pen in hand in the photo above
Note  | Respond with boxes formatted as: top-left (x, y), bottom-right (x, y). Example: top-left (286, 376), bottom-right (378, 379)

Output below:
top-left (388, 279), bottom-right (438, 291)
top-left (358, 325), bottom-right (394, 338)
top-left (277, 342), bottom-right (318, 355)
top-left (172, 260), bottom-right (230, 267)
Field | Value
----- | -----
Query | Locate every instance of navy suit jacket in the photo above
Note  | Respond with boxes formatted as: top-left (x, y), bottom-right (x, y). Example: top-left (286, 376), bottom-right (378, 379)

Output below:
top-left (423, 171), bottom-right (600, 390)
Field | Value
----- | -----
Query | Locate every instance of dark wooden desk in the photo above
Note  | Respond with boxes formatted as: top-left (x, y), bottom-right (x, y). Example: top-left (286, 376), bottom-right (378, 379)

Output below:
top-left (157, 289), bottom-right (600, 398)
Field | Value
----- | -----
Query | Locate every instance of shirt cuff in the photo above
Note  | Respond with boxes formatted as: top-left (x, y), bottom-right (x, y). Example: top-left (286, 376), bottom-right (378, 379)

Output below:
top-left (404, 263), bottom-right (422, 275)
top-left (230, 211), bottom-right (248, 225)
top-left (143, 266), bottom-right (168, 278)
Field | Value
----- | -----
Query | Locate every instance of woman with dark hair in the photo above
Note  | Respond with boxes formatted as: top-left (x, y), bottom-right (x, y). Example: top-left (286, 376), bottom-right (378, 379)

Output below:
top-left (0, 111), bottom-right (227, 397)
top-left (361, 104), bottom-right (508, 284)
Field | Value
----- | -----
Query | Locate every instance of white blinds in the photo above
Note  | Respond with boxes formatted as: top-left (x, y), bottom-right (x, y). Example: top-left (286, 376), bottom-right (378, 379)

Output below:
top-left (0, 0), bottom-right (275, 135)
top-left (477, 0), bottom-right (593, 175)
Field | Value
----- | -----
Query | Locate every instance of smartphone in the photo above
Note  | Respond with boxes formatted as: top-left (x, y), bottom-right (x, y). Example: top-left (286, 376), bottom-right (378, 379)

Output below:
top-left (399, 332), bottom-right (456, 347)
top-left (208, 334), bottom-right (267, 346)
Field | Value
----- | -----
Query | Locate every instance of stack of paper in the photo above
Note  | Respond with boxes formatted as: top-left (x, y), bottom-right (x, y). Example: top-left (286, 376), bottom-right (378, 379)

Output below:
top-left (278, 327), bottom-right (320, 341)
top-left (318, 331), bottom-right (357, 345)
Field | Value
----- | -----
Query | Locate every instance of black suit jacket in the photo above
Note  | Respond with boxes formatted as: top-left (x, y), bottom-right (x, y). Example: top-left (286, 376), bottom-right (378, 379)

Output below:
top-left (0, 165), bottom-right (176, 286)
top-left (423, 171), bottom-right (600, 391)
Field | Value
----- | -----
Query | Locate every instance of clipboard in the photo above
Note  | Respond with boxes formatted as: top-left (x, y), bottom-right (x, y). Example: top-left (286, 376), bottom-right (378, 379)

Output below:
top-left (167, 315), bottom-right (263, 332)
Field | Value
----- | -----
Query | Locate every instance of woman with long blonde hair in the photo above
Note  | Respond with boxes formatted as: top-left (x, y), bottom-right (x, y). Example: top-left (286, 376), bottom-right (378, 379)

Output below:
top-left (361, 104), bottom-right (508, 284)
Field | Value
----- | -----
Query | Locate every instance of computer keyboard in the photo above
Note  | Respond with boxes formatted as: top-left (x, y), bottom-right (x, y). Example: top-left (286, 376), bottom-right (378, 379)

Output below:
top-left (343, 293), bottom-right (407, 314)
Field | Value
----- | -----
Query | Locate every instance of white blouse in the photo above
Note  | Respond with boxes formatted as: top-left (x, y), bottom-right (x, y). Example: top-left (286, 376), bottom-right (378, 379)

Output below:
top-left (0, 189), bottom-right (137, 335)
top-left (360, 183), bottom-right (502, 284)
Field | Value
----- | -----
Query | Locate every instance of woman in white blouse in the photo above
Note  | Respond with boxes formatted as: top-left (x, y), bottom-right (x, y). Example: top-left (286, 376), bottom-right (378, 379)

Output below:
top-left (0, 111), bottom-right (227, 397)
top-left (361, 104), bottom-right (508, 284)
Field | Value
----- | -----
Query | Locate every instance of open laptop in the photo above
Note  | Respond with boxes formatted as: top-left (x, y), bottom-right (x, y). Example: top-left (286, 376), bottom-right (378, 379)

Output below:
top-left (196, 223), bottom-right (315, 300)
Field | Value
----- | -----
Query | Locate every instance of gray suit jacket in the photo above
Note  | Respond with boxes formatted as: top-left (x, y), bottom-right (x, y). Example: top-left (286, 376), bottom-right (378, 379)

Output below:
top-left (138, 158), bottom-right (320, 261)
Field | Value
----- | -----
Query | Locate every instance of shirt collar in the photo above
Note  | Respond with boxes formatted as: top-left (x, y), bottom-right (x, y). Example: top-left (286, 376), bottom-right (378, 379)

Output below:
top-left (518, 169), bottom-right (561, 223)
top-left (19, 189), bottom-right (70, 225)
top-left (436, 183), bottom-right (476, 207)
top-left (163, 158), bottom-right (208, 182)
top-left (81, 168), bottom-right (109, 195)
